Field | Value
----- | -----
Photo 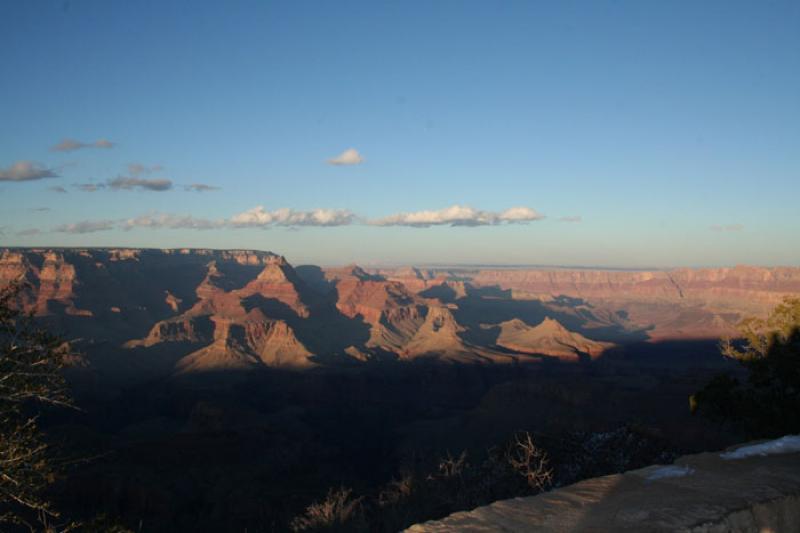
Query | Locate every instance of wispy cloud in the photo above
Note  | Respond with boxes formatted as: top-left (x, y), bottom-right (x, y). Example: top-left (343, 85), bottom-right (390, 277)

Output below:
top-left (50, 138), bottom-right (115, 152)
top-left (53, 220), bottom-right (115, 234)
top-left (108, 176), bottom-right (173, 191)
top-left (16, 228), bottom-right (41, 237)
top-left (327, 148), bottom-right (364, 166)
top-left (122, 213), bottom-right (224, 231)
top-left (184, 183), bottom-right (220, 192)
top-left (73, 182), bottom-right (105, 192)
top-left (710, 224), bottom-right (744, 232)
top-left (48, 186), bottom-right (68, 193)
top-left (0, 161), bottom-right (59, 182)
top-left (231, 206), bottom-right (356, 227)
top-left (371, 205), bottom-right (544, 227)
top-left (559, 216), bottom-right (582, 223)
top-left (127, 163), bottom-right (163, 176)
top-left (28, 207), bottom-right (51, 212)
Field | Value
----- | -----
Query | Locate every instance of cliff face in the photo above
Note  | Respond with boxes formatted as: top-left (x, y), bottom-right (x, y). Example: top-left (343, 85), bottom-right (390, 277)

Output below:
top-left (2, 248), bottom-right (799, 384)
top-left (471, 267), bottom-right (800, 307)
top-left (377, 265), bottom-right (800, 341)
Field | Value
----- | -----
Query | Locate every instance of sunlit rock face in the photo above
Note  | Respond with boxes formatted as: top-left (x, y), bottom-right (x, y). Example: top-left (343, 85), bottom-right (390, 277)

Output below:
top-left (2, 248), bottom-right (799, 385)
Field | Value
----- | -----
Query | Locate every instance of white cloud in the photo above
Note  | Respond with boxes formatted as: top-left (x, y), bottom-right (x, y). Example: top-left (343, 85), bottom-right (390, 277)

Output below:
top-left (230, 206), bottom-right (356, 227)
top-left (122, 213), bottom-right (224, 231)
top-left (53, 220), bottom-right (115, 234)
top-left (0, 161), bottom-right (59, 182)
top-left (499, 207), bottom-right (543, 222)
top-left (48, 186), bottom-right (68, 193)
top-left (51, 138), bottom-right (115, 152)
top-left (372, 205), bottom-right (543, 227)
top-left (44, 204), bottom-right (545, 235)
top-left (16, 228), bottom-right (41, 237)
top-left (327, 148), bottom-right (364, 166)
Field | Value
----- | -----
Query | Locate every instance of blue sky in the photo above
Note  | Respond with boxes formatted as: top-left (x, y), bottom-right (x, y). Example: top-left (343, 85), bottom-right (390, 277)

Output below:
top-left (1, 1), bottom-right (798, 267)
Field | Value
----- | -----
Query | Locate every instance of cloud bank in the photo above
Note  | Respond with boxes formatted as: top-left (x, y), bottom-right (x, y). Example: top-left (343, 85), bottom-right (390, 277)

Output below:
top-left (51, 138), bottom-right (115, 152)
top-left (39, 204), bottom-right (544, 235)
top-left (0, 161), bottom-right (59, 182)
top-left (231, 206), bottom-right (356, 227)
top-left (372, 205), bottom-right (543, 227)
top-left (328, 148), bottom-right (364, 166)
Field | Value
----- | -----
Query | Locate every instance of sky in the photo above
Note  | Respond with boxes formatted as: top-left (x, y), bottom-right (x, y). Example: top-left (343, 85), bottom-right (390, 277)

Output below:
top-left (1, 1), bottom-right (799, 267)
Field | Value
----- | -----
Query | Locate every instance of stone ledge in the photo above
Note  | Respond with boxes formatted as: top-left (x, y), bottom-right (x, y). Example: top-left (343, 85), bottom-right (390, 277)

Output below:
top-left (406, 438), bottom-right (800, 532)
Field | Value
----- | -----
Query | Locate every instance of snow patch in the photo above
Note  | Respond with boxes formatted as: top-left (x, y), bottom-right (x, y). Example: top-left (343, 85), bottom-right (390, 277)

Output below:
top-left (720, 435), bottom-right (800, 460)
top-left (645, 465), bottom-right (694, 481)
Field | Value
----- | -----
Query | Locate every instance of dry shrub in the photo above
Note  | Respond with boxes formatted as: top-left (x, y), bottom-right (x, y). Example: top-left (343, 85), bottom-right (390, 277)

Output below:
top-left (506, 432), bottom-right (552, 491)
top-left (290, 487), bottom-right (364, 532)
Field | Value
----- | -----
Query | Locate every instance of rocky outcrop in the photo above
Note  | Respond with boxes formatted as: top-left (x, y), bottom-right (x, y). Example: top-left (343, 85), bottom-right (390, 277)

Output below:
top-left (126, 316), bottom-right (213, 348)
top-left (495, 318), bottom-right (613, 361)
top-left (241, 257), bottom-right (312, 318)
top-left (407, 437), bottom-right (800, 532)
top-left (331, 272), bottom-right (427, 351)
top-left (400, 306), bottom-right (508, 363)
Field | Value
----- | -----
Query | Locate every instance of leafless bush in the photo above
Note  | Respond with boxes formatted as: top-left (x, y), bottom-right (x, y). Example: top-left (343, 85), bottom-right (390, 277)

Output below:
top-left (436, 451), bottom-right (467, 479)
top-left (506, 432), bottom-right (552, 491)
top-left (1, 284), bottom-right (76, 531)
top-left (290, 487), bottom-right (364, 532)
top-left (377, 473), bottom-right (415, 507)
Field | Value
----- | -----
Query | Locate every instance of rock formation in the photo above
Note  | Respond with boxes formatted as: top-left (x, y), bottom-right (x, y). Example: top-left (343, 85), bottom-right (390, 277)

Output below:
top-left (2, 248), bottom-right (799, 383)
top-left (495, 318), bottom-right (614, 361)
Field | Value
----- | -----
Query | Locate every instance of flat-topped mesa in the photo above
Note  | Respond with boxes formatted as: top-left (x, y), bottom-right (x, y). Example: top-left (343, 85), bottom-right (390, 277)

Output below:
top-left (495, 317), bottom-right (613, 361)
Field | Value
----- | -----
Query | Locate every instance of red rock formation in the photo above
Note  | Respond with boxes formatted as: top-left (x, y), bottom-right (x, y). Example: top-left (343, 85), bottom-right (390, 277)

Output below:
top-left (328, 268), bottom-right (428, 351)
top-left (3, 248), bottom-right (800, 379)
top-left (495, 318), bottom-right (613, 361)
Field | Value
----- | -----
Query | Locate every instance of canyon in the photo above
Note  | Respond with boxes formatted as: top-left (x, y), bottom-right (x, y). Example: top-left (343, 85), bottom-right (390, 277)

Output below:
top-left (2, 247), bottom-right (799, 388)
top-left (4, 247), bottom-right (797, 531)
